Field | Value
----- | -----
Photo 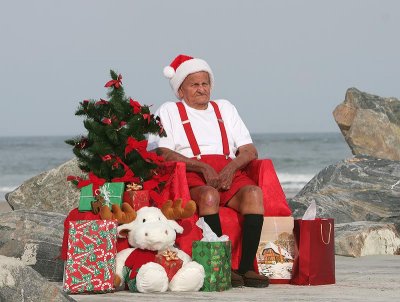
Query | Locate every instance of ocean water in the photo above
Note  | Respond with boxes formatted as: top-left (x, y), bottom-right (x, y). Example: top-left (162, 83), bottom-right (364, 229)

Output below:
top-left (0, 133), bottom-right (352, 200)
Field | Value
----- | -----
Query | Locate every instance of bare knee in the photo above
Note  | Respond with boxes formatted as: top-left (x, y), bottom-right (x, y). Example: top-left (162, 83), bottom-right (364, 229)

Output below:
top-left (239, 186), bottom-right (264, 215)
top-left (190, 186), bottom-right (220, 215)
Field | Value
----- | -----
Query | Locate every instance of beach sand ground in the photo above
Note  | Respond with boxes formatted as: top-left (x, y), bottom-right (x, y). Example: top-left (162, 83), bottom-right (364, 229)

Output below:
top-left (69, 255), bottom-right (400, 301)
top-left (1, 199), bottom-right (399, 301)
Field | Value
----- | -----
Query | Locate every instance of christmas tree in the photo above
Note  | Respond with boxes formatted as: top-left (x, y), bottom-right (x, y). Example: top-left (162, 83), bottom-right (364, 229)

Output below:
top-left (66, 70), bottom-right (166, 188)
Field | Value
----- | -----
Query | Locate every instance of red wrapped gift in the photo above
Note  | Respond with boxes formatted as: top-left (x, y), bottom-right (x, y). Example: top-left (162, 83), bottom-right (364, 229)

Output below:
top-left (123, 190), bottom-right (150, 211)
top-left (63, 220), bottom-right (118, 294)
top-left (155, 250), bottom-right (183, 281)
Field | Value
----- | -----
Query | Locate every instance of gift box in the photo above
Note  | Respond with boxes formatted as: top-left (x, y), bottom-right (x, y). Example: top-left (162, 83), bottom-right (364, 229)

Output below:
top-left (256, 217), bottom-right (295, 284)
top-left (78, 182), bottom-right (124, 212)
top-left (192, 241), bottom-right (231, 292)
top-left (123, 190), bottom-right (150, 211)
top-left (63, 220), bottom-right (118, 294)
top-left (154, 250), bottom-right (183, 281)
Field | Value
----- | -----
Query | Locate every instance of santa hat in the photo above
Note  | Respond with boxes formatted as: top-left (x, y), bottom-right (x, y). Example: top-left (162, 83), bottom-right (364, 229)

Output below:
top-left (163, 54), bottom-right (214, 99)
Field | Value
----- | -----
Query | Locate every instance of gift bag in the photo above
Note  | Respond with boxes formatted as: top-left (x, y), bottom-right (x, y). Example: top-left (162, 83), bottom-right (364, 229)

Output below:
top-left (290, 202), bottom-right (335, 285)
top-left (192, 241), bottom-right (231, 291)
top-left (191, 218), bottom-right (231, 292)
top-left (256, 217), bottom-right (295, 284)
top-left (78, 182), bottom-right (124, 212)
top-left (63, 220), bottom-right (118, 294)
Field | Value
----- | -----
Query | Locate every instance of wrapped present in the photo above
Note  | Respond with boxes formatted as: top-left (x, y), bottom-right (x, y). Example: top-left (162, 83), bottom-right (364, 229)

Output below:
top-left (63, 220), bottom-right (118, 294)
top-left (256, 217), bottom-right (295, 284)
top-left (154, 249), bottom-right (183, 281)
top-left (78, 182), bottom-right (124, 212)
top-left (123, 190), bottom-right (150, 211)
top-left (192, 241), bottom-right (231, 292)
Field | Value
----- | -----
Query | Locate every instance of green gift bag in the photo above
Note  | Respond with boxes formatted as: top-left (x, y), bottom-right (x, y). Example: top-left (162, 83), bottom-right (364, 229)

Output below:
top-left (192, 240), bottom-right (232, 292)
top-left (78, 182), bottom-right (124, 212)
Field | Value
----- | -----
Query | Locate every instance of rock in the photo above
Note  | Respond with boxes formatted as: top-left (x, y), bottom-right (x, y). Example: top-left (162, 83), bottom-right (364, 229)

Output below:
top-left (333, 88), bottom-right (400, 161)
top-left (0, 255), bottom-right (75, 302)
top-left (6, 159), bottom-right (84, 215)
top-left (0, 210), bottom-right (66, 282)
top-left (335, 221), bottom-right (400, 257)
top-left (288, 155), bottom-right (400, 223)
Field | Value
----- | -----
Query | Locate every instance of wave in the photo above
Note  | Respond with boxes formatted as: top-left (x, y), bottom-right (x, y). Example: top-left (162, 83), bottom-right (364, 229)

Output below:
top-left (0, 186), bottom-right (17, 193)
top-left (276, 172), bottom-right (314, 190)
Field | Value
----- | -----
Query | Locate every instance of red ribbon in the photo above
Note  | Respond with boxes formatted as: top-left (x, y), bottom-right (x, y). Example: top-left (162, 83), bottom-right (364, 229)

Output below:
top-left (111, 157), bottom-right (140, 183)
top-left (95, 98), bottom-right (108, 105)
top-left (143, 173), bottom-right (170, 190)
top-left (142, 113), bottom-right (151, 124)
top-left (101, 154), bottom-right (112, 161)
top-left (102, 118), bottom-right (112, 125)
top-left (104, 74), bottom-right (122, 88)
top-left (67, 172), bottom-right (106, 195)
top-left (125, 137), bottom-right (163, 163)
top-left (129, 98), bottom-right (142, 114)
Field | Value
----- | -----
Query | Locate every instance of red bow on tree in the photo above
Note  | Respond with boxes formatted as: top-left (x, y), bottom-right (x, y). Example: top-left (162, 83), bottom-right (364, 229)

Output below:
top-left (129, 98), bottom-right (142, 114)
top-left (95, 98), bottom-right (108, 105)
top-left (111, 157), bottom-right (140, 183)
top-left (104, 74), bottom-right (122, 89)
top-left (125, 137), bottom-right (164, 164)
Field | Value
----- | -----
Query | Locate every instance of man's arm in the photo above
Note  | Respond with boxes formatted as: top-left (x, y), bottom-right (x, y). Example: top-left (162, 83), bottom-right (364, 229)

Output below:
top-left (218, 143), bottom-right (258, 190)
top-left (155, 147), bottom-right (221, 188)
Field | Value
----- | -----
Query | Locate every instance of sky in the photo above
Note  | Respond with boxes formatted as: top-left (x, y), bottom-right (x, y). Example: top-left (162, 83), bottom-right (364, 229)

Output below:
top-left (1, 0), bottom-right (399, 136)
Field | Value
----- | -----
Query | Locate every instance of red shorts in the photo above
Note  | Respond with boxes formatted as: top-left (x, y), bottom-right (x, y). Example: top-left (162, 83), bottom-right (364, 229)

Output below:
top-left (186, 154), bottom-right (257, 206)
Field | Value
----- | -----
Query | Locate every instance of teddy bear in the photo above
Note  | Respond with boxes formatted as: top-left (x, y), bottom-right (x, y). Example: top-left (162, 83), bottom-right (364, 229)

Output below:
top-left (100, 200), bottom-right (205, 293)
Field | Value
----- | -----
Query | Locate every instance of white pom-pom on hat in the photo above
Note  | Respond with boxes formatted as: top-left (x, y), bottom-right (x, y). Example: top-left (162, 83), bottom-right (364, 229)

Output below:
top-left (163, 66), bottom-right (175, 79)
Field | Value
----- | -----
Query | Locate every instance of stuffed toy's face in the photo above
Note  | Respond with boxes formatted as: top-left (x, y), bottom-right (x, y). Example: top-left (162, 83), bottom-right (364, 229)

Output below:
top-left (118, 207), bottom-right (184, 251)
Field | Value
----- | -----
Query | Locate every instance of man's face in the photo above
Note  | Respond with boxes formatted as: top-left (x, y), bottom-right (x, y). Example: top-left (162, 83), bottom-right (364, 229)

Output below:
top-left (178, 71), bottom-right (211, 110)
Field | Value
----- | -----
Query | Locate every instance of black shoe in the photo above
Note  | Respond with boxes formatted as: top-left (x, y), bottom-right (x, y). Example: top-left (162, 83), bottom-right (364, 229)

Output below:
top-left (241, 270), bottom-right (269, 288)
top-left (231, 270), bottom-right (244, 287)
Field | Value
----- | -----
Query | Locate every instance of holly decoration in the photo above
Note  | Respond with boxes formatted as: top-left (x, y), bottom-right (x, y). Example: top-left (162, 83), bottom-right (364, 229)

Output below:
top-left (66, 70), bottom-right (166, 187)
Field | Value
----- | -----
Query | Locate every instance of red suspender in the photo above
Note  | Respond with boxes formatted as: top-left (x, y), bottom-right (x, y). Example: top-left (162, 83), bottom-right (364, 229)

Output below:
top-left (176, 101), bottom-right (230, 159)
top-left (210, 101), bottom-right (230, 159)
top-left (176, 102), bottom-right (202, 159)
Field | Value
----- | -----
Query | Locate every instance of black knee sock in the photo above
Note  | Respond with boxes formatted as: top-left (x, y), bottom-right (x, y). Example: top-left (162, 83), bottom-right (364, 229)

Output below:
top-left (238, 214), bottom-right (264, 274)
top-left (202, 213), bottom-right (222, 237)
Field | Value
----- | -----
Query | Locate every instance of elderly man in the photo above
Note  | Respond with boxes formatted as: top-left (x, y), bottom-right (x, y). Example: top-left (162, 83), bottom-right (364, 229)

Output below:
top-left (147, 54), bottom-right (269, 288)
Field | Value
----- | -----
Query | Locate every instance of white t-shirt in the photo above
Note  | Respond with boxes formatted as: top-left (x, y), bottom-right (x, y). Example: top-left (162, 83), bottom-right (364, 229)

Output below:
top-left (147, 99), bottom-right (253, 158)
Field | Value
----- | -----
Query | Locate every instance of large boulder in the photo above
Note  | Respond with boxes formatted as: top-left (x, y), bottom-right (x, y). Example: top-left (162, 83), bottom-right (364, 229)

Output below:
top-left (335, 221), bottom-right (400, 257)
top-left (0, 255), bottom-right (75, 302)
top-left (6, 158), bottom-right (83, 215)
top-left (333, 88), bottom-right (400, 161)
top-left (0, 210), bottom-right (66, 282)
top-left (288, 155), bottom-right (400, 224)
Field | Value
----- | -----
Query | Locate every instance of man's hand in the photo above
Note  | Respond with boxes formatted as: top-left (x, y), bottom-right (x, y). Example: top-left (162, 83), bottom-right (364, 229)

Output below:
top-left (218, 162), bottom-right (237, 191)
top-left (217, 143), bottom-right (258, 190)
top-left (200, 164), bottom-right (220, 188)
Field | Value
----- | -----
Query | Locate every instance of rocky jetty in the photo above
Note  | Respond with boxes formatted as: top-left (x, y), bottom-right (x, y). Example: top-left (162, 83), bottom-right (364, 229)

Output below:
top-left (289, 155), bottom-right (400, 223)
top-left (0, 210), bottom-right (66, 282)
top-left (0, 255), bottom-right (75, 302)
top-left (6, 158), bottom-right (82, 215)
top-left (289, 87), bottom-right (400, 257)
top-left (333, 88), bottom-right (400, 161)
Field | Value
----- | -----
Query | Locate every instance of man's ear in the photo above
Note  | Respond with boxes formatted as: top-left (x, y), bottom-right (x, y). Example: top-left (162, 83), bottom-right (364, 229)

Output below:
top-left (178, 87), bottom-right (184, 99)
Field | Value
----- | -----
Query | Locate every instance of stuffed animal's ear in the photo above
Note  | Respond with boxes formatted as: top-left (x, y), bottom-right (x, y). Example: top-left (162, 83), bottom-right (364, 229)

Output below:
top-left (118, 228), bottom-right (130, 238)
top-left (168, 220), bottom-right (184, 234)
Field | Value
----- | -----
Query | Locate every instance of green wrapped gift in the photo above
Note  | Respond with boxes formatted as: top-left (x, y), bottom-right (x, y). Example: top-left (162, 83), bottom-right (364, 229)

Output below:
top-left (78, 182), bottom-right (125, 212)
top-left (192, 240), bottom-right (232, 291)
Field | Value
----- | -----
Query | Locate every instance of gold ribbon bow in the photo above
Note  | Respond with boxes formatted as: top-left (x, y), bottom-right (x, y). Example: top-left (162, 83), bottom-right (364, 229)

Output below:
top-left (162, 249), bottom-right (179, 261)
top-left (126, 182), bottom-right (143, 191)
